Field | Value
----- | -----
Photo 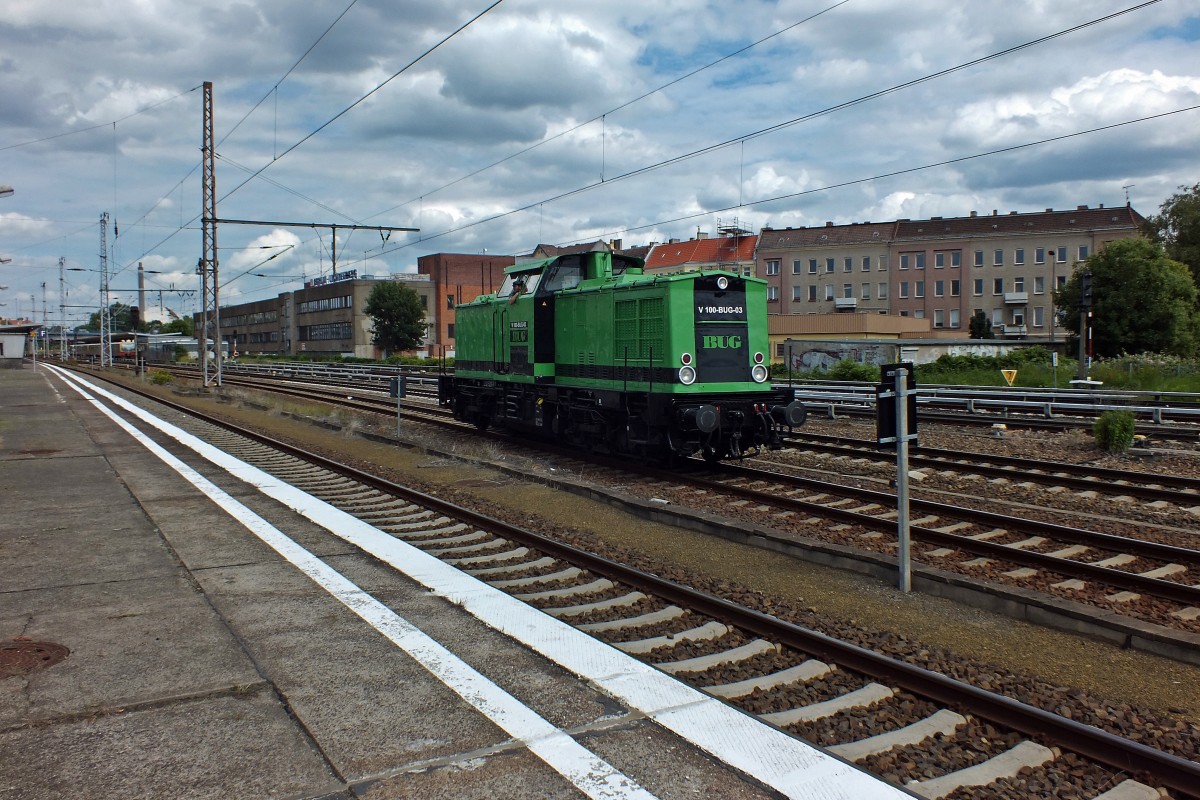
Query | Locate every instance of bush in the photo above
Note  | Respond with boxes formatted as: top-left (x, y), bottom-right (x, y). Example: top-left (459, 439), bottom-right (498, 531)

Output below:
top-left (827, 358), bottom-right (879, 382)
top-left (150, 370), bottom-right (173, 385)
top-left (1093, 409), bottom-right (1136, 454)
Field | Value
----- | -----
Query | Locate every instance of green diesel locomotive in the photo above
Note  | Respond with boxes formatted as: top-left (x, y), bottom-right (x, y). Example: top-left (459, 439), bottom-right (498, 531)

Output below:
top-left (438, 249), bottom-right (806, 462)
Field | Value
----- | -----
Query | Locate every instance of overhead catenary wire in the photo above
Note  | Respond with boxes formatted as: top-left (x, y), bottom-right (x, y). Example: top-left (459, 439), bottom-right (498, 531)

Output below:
top-left (390, 104), bottom-right (1199, 253)
top-left (366, 0), bottom-right (850, 221)
top-left (381, 0), bottom-right (1164, 251)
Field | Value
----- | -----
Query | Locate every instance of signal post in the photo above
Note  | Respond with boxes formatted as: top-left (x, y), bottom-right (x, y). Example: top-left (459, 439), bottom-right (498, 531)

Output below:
top-left (877, 363), bottom-right (918, 592)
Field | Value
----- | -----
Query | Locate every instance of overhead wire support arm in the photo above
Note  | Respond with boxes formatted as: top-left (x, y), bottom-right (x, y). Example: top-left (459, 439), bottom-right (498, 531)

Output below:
top-left (207, 219), bottom-right (419, 273)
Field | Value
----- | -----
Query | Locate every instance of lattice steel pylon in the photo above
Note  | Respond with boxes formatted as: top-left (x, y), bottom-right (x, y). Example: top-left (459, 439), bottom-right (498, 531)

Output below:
top-left (200, 80), bottom-right (221, 386)
top-left (98, 212), bottom-right (112, 367)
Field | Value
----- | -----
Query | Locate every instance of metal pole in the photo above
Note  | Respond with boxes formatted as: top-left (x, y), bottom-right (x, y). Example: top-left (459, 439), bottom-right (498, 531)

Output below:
top-left (59, 257), bottom-right (66, 360)
top-left (895, 367), bottom-right (912, 593)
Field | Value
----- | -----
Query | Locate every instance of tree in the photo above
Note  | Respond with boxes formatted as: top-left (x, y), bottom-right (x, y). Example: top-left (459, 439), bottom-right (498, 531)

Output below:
top-left (160, 316), bottom-right (193, 336)
top-left (1143, 181), bottom-right (1200, 285)
top-left (968, 309), bottom-right (993, 339)
top-left (363, 281), bottom-right (426, 355)
top-left (1056, 238), bottom-right (1200, 358)
top-left (81, 302), bottom-right (138, 332)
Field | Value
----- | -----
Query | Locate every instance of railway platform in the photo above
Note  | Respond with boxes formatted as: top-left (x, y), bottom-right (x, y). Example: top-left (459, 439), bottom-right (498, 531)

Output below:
top-left (0, 364), bottom-right (911, 800)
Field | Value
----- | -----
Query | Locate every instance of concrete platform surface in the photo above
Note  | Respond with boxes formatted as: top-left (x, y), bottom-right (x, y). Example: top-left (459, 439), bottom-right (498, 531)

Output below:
top-left (1, 364), bottom-right (911, 800)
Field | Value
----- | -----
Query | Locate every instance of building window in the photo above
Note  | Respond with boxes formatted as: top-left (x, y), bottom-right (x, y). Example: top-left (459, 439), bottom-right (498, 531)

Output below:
top-left (824, 285), bottom-right (834, 300)
top-left (1079, 245), bottom-right (1090, 260)
top-left (299, 321), bottom-right (352, 341)
top-left (826, 258), bottom-right (835, 273)
top-left (934, 279), bottom-right (944, 297)
top-left (915, 253), bottom-right (926, 269)
top-left (973, 278), bottom-right (984, 296)
top-left (899, 282), bottom-right (909, 299)
top-left (913, 310), bottom-right (925, 319)
top-left (949, 308), bottom-right (960, 327)
top-left (934, 309), bottom-right (944, 328)
top-left (1013, 310), bottom-right (1025, 327)
top-left (935, 252), bottom-right (945, 268)
top-left (1056, 274), bottom-right (1067, 290)
top-left (951, 279), bottom-right (960, 297)
top-left (842, 283), bottom-right (853, 298)
top-left (1035, 247), bottom-right (1045, 264)
top-left (765, 259), bottom-right (780, 276)
top-left (952, 250), bottom-right (961, 267)
top-left (792, 286), bottom-right (804, 302)
top-left (974, 250), bottom-right (984, 267)
top-left (844, 257), bottom-right (853, 272)
top-left (775, 342), bottom-right (785, 358)
top-left (1014, 276), bottom-right (1025, 292)
top-left (862, 256), bottom-right (871, 271)
top-left (993, 278), bottom-right (1004, 294)
top-left (767, 286), bottom-right (780, 301)
top-left (792, 259), bottom-right (804, 275)
top-left (861, 282), bottom-right (871, 300)
top-left (1057, 245), bottom-right (1068, 263)
top-left (993, 249), bottom-right (1003, 266)
top-left (1034, 276), bottom-right (1045, 294)
top-left (878, 282), bottom-right (889, 300)
top-left (879, 255), bottom-right (888, 270)
top-left (1033, 306), bottom-right (1045, 327)
top-left (1015, 248), bottom-right (1025, 265)
top-left (899, 254), bottom-right (910, 270)
top-left (808, 285), bottom-right (817, 301)
top-left (298, 295), bottom-right (352, 314)
top-left (915, 280), bottom-right (925, 298)
top-left (809, 258), bottom-right (818, 274)
top-left (447, 323), bottom-right (455, 340)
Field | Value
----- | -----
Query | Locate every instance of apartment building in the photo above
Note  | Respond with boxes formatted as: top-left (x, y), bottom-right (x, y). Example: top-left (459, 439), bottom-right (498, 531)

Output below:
top-left (756, 204), bottom-right (1144, 344)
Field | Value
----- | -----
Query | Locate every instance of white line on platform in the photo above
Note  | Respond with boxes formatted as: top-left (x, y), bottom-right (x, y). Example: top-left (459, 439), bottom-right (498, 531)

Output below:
top-left (49, 366), bottom-right (659, 800)
top-left (51, 366), bottom-right (910, 800)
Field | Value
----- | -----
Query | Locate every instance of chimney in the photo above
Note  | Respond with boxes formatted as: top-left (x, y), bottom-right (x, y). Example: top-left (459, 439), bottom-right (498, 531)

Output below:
top-left (609, 238), bottom-right (622, 251)
top-left (970, 211), bottom-right (978, 217)
top-left (825, 221), bottom-right (834, 227)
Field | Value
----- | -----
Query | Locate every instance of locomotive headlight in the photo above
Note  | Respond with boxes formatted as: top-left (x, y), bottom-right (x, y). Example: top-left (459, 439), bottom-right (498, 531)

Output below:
top-left (751, 363), bottom-right (769, 383)
top-left (716, 276), bottom-right (729, 290)
top-left (679, 365), bottom-right (697, 385)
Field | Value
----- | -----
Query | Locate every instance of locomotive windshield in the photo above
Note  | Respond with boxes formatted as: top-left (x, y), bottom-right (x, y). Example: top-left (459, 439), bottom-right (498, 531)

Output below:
top-left (498, 270), bottom-right (542, 299)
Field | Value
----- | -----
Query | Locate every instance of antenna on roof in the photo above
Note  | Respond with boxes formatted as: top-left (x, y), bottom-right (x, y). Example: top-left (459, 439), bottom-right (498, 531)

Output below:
top-left (1123, 184), bottom-right (1134, 205)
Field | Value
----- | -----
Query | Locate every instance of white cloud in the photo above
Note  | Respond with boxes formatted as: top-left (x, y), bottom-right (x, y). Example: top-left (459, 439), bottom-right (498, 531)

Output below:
top-left (0, 1), bottom-right (1198, 318)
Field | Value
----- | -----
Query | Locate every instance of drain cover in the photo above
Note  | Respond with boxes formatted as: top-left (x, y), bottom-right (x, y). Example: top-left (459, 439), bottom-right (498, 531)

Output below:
top-left (0, 641), bottom-right (70, 678)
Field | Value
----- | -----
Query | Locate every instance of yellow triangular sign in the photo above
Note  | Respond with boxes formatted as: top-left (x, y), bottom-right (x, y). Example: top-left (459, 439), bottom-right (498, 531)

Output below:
top-left (1002, 369), bottom-right (1017, 386)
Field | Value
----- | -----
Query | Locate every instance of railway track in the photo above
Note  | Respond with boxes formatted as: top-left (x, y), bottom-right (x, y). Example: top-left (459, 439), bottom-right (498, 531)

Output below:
top-left (69, 368), bottom-right (1200, 800)
top-left (111, 366), bottom-right (1200, 637)
top-left (783, 430), bottom-right (1200, 506)
top-left (645, 460), bottom-right (1200, 629)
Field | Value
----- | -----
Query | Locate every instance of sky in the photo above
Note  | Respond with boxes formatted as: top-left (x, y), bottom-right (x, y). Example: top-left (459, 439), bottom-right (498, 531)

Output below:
top-left (2, 0), bottom-right (1199, 326)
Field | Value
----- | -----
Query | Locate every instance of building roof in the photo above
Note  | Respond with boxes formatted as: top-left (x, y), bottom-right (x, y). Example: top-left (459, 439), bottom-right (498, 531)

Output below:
top-left (759, 205), bottom-right (1144, 248)
top-left (644, 234), bottom-right (757, 270)
top-left (758, 223), bottom-right (894, 249)
top-left (893, 205), bottom-right (1144, 241)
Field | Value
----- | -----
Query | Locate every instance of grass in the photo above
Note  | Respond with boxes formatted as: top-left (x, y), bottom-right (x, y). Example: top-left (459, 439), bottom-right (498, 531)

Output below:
top-left (785, 353), bottom-right (1200, 398)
